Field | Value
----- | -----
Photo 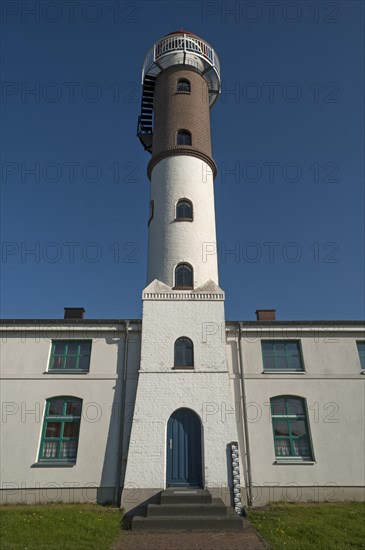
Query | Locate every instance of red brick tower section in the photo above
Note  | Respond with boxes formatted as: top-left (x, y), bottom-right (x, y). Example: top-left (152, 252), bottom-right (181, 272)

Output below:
top-left (147, 66), bottom-right (217, 179)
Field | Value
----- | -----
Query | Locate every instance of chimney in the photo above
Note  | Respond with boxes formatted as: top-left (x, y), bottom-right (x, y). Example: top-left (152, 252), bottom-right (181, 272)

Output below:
top-left (255, 309), bottom-right (276, 321)
top-left (64, 307), bottom-right (85, 320)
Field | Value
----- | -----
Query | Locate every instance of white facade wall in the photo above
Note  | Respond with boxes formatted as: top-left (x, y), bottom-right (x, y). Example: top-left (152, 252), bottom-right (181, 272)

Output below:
top-left (0, 322), bottom-right (364, 506)
top-left (226, 325), bottom-right (365, 505)
top-left (147, 156), bottom-right (219, 288)
top-left (0, 325), bottom-right (141, 504)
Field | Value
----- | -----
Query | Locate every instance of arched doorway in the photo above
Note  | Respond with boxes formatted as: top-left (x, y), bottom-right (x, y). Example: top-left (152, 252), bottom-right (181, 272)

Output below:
top-left (166, 408), bottom-right (203, 487)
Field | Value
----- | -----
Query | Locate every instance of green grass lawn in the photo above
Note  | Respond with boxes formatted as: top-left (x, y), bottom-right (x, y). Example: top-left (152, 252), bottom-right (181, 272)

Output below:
top-left (0, 503), bottom-right (123, 550)
top-left (248, 502), bottom-right (365, 550)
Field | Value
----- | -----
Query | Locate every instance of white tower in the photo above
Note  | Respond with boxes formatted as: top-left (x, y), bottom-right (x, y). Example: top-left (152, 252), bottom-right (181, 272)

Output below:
top-left (122, 31), bottom-right (239, 510)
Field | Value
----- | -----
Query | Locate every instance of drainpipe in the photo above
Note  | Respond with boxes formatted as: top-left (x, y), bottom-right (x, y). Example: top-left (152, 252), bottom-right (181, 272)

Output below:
top-left (238, 322), bottom-right (253, 507)
top-left (114, 320), bottom-right (130, 505)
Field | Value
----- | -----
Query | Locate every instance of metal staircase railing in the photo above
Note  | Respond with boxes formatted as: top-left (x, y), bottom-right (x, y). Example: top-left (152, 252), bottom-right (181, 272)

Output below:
top-left (137, 75), bottom-right (156, 152)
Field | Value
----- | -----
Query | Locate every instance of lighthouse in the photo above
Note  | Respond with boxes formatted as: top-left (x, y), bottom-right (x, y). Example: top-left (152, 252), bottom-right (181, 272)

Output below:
top-left (121, 31), bottom-right (239, 510)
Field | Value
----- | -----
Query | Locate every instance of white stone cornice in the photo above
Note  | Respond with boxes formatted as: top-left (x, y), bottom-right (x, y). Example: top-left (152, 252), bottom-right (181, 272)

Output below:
top-left (143, 292), bottom-right (224, 301)
top-left (142, 278), bottom-right (225, 300)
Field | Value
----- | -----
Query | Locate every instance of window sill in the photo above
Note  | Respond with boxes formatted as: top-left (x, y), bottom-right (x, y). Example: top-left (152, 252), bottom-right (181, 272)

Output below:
top-left (172, 366), bottom-right (194, 370)
top-left (44, 370), bottom-right (89, 375)
top-left (274, 459), bottom-right (315, 465)
top-left (262, 370), bottom-right (306, 374)
top-left (175, 218), bottom-right (193, 222)
top-left (32, 461), bottom-right (76, 468)
top-left (175, 91), bottom-right (191, 95)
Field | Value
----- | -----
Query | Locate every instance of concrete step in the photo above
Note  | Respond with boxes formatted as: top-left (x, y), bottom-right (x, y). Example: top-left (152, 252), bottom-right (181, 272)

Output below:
top-left (160, 488), bottom-right (212, 505)
top-left (132, 512), bottom-right (244, 532)
top-left (147, 499), bottom-right (227, 517)
top-left (129, 488), bottom-right (244, 531)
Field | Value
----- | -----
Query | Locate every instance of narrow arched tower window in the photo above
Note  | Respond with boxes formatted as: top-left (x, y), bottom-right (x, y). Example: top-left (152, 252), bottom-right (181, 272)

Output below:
top-left (177, 130), bottom-right (192, 146)
top-left (175, 263), bottom-right (193, 289)
top-left (176, 199), bottom-right (193, 221)
top-left (174, 337), bottom-right (194, 368)
top-left (177, 79), bottom-right (190, 93)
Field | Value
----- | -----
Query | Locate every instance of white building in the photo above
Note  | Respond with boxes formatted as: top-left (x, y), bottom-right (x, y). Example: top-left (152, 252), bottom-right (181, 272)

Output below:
top-left (1, 31), bottom-right (364, 510)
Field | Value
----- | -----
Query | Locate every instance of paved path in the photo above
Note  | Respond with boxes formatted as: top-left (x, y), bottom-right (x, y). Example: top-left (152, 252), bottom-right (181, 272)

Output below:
top-left (112, 521), bottom-right (269, 550)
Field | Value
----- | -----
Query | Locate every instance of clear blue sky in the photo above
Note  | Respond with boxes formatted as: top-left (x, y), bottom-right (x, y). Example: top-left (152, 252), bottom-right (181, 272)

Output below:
top-left (1, 0), bottom-right (364, 320)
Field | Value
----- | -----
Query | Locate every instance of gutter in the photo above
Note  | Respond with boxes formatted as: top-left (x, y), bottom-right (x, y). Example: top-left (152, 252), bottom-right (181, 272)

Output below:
top-left (114, 320), bottom-right (130, 505)
top-left (238, 321), bottom-right (253, 507)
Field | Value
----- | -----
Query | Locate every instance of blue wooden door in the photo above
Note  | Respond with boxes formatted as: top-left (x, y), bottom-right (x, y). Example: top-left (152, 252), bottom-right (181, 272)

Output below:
top-left (166, 408), bottom-right (202, 487)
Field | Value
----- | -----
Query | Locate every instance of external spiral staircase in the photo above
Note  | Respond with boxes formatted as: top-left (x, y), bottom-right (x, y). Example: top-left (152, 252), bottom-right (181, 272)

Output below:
top-left (137, 31), bottom-right (221, 153)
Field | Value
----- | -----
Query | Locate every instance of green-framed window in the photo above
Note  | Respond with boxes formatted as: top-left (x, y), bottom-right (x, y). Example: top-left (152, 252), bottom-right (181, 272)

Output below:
top-left (48, 341), bottom-right (91, 371)
top-left (270, 396), bottom-right (313, 460)
top-left (38, 397), bottom-right (82, 462)
top-left (262, 341), bottom-right (304, 371)
top-left (357, 341), bottom-right (365, 370)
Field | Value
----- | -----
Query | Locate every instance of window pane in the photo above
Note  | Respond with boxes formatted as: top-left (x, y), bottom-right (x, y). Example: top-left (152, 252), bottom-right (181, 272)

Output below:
top-left (175, 345), bottom-right (184, 366)
top-left (175, 264), bottom-right (193, 287)
top-left (66, 400), bottom-right (82, 416)
top-left (177, 131), bottom-right (191, 146)
top-left (287, 398), bottom-right (304, 416)
top-left (290, 420), bottom-right (306, 437)
top-left (286, 343), bottom-right (302, 370)
top-left (175, 338), bottom-right (193, 366)
top-left (50, 356), bottom-right (63, 369)
top-left (78, 356), bottom-right (90, 371)
top-left (45, 422), bottom-right (61, 438)
top-left (262, 342), bottom-right (273, 353)
top-left (293, 437), bottom-right (310, 457)
top-left (65, 356), bottom-right (77, 370)
top-left (176, 200), bottom-right (192, 219)
top-left (42, 441), bottom-right (58, 459)
top-left (286, 342), bottom-right (299, 353)
top-left (177, 79), bottom-right (190, 92)
top-left (357, 342), bottom-right (365, 353)
top-left (80, 342), bottom-right (91, 354)
top-left (273, 419), bottom-right (289, 436)
top-left (357, 342), bottom-right (365, 369)
top-left (185, 345), bottom-right (193, 366)
top-left (263, 356), bottom-right (275, 370)
top-left (275, 356), bottom-right (287, 370)
top-left (67, 343), bottom-right (78, 354)
top-left (48, 399), bottom-right (64, 416)
top-left (271, 398), bottom-right (286, 416)
top-left (54, 342), bottom-right (65, 354)
top-left (63, 422), bottom-right (79, 437)
top-left (287, 355), bottom-right (302, 371)
top-left (275, 439), bottom-right (290, 456)
top-left (184, 202), bottom-right (192, 218)
top-left (274, 343), bottom-right (286, 355)
top-left (61, 440), bottom-right (77, 459)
